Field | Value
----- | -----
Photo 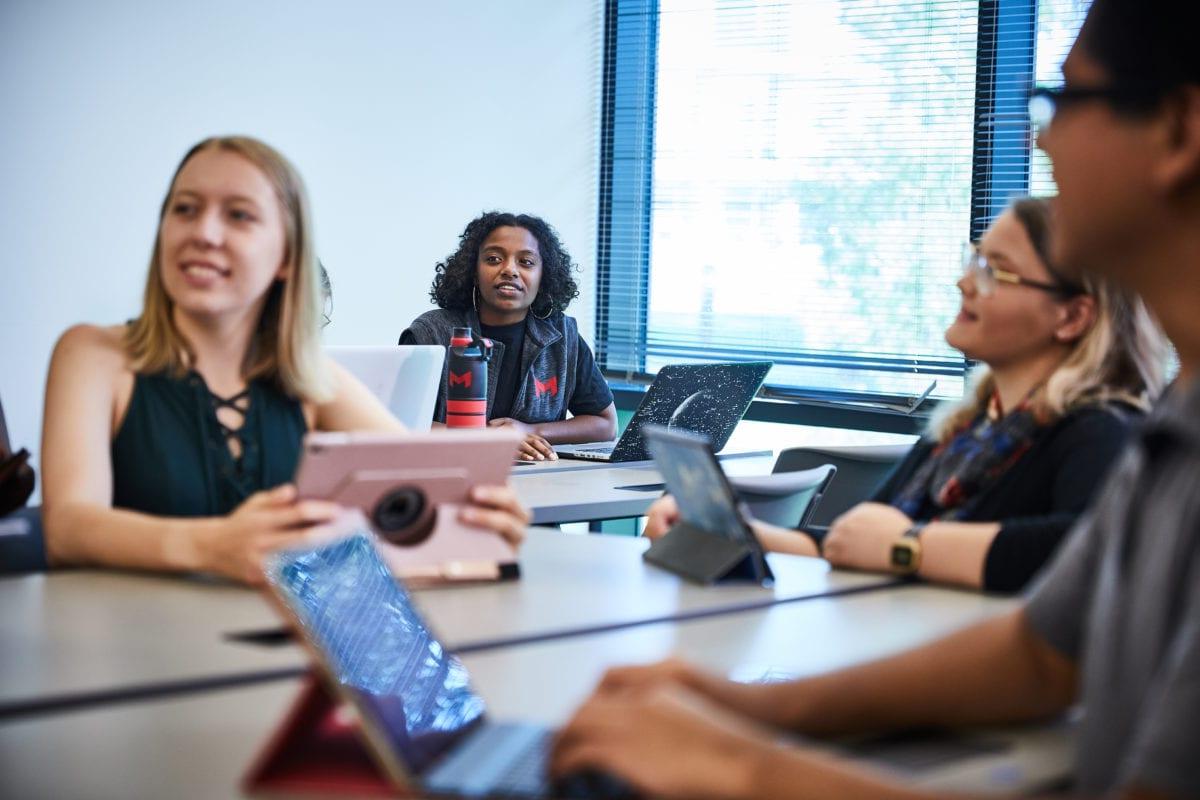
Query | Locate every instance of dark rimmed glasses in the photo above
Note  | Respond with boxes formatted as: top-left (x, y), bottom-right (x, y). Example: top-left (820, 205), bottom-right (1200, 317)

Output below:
top-left (1028, 84), bottom-right (1164, 131)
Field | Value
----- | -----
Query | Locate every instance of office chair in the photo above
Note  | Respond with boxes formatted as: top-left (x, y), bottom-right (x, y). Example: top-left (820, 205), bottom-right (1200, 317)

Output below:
top-left (772, 444), bottom-right (912, 528)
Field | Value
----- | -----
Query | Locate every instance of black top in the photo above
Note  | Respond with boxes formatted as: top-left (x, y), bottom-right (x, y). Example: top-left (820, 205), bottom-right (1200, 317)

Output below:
top-left (871, 404), bottom-right (1138, 593)
top-left (111, 371), bottom-right (306, 517)
top-left (479, 319), bottom-right (527, 420)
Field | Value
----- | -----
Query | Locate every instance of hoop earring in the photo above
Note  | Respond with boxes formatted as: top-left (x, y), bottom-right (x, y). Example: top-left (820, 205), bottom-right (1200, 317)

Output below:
top-left (472, 286), bottom-right (479, 314)
top-left (532, 301), bottom-right (553, 320)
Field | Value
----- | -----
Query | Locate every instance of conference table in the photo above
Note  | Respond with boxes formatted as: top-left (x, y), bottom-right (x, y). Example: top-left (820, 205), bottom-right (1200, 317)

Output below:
top-left (513, 456), bottom-right (776, 525)
top-left (0, 529), bottom-right (897, 720)
top-left (4, 422), bottom-right (1059, 799)
top-left (511, 420), bottom-right (917, 525)
top-left (0, 583), bottom-right (1038, 800)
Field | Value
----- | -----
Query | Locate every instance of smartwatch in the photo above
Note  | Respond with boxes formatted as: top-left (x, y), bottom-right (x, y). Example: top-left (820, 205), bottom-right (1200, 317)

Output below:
top-left (890, 523), bottom-right (926, 575)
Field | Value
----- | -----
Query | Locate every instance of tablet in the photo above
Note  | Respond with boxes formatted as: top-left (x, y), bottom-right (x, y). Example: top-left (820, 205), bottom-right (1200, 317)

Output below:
top-left (642, 424), bottom-right (773, 585)
top-left (293, 429), bottom-right (523, 581)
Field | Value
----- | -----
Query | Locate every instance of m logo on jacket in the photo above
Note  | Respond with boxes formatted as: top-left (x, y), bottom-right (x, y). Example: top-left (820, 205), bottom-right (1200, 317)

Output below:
top-left (534, 376), bottom-right (559, 398)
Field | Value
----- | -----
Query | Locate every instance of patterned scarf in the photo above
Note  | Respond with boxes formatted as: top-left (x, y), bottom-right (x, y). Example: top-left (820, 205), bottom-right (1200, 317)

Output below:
top-left (893, 390), bottom-right (1046, 520)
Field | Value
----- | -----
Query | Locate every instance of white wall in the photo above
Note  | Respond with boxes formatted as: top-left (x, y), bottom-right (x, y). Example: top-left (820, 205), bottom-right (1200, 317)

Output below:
top-left (0, 0), bottom-right (603, 477)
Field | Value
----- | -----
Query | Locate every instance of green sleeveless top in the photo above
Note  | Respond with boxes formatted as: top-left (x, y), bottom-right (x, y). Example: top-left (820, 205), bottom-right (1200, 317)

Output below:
top-left (111, 371), bottom-right (307, 517)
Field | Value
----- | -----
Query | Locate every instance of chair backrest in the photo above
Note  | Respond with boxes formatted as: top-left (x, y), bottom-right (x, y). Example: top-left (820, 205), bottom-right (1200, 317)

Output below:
top-left (729, 464), bottom-right (836, 530)
top-left (326, 345), bottom-right (445, 432)
top-left (773, 444), bottom-right (912, 527)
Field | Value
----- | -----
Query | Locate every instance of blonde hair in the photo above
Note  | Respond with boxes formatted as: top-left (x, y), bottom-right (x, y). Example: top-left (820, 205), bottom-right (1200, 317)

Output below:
top-left (124, 136), bottom-right (331, 402)
top-left (930, 197), bottom-right (1169, 441)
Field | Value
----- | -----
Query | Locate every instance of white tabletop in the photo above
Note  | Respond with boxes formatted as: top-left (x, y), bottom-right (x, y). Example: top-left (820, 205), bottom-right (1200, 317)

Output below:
top-left (513, 454), bottom-right (776, 524)
top-left (512, 418), bottom-right (917, 525)
top-left (0, 586), bottom-right (1043, 800)
top-left (0, 528), bottom-right (895, 717)
top-left (464, 584), bottom-right (1017, 725)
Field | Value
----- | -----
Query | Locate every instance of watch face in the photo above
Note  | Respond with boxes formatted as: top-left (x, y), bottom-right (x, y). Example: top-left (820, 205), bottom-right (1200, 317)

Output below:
top-left (891, 543), bottom-right (915, 567)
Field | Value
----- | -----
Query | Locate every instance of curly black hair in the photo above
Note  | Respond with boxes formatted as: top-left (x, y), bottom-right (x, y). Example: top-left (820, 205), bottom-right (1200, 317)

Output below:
top-left (430, 211), bottom-right (580, 316)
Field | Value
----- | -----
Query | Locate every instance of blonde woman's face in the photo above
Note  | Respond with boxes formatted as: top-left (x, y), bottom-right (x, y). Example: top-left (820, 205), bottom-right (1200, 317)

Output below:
top-left (158, 148), bottom-right (288, 321)
top-left (945, 210), bottom-right (1071, 369)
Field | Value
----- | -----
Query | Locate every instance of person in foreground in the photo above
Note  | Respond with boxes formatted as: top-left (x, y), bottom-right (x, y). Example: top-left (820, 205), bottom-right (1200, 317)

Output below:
top-left (645, 199), bottom-right (1165, 593)
top-left (553, 1), bottom-right (1200, 797)
top-left (400, 212), bottom-right (617, 461)
top-left (41, 137), bottom-right (529, 585)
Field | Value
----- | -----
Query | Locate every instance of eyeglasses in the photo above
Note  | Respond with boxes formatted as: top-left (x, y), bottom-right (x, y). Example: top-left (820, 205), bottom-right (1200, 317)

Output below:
top-left (1027, 85), bottom-right (1163, 132)
top-left (963, 245), bottom-right (1085, 298)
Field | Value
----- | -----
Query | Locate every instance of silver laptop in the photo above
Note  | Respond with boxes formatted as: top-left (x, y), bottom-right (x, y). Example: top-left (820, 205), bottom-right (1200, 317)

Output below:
top-left (556, 362), bottom-right (772, 463)
top-left (326, 345), bottom-right (444, 432)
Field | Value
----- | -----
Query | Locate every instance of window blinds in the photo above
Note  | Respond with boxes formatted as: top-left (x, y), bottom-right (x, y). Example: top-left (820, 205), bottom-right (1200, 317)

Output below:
top-left (596, 0), bottom-right (1092, 403)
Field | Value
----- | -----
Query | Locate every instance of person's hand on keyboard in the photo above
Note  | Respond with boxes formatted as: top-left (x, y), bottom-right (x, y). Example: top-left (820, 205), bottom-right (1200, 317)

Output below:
top-left (550, 676), bottom-right (778, 800)
top-left (552, 768), bottom-right (641, 799)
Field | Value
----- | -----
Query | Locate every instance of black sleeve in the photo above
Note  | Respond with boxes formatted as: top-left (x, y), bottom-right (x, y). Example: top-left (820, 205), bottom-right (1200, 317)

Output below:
top-left (398, 329), bottom-right (418, 345)
top-left (982, 408), bottom-right (1135, 592)
top-left (568, 334), bottom-right (615, 417)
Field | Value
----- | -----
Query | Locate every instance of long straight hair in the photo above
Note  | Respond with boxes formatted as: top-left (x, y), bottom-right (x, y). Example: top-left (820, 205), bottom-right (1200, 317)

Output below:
top-left (930, 197), bottom-right (1169, 441)
top-left (124, 136), bottom-right (331, 402)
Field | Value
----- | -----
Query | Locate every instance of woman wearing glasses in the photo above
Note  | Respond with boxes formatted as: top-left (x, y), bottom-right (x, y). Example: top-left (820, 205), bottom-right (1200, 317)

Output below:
top-left (645, 197), bottom-right (1167, 591)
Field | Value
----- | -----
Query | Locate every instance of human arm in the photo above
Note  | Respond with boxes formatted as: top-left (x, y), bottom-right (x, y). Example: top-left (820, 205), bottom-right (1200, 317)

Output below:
top-left (555, 677), bottom-right (1170, 800)
top-left (552, 679), bottom-right (938, 800)
top-left (488, 331), bottom-right (618, 459)
top-left (489, 403), bottom-right (618, 461)
top-left (587, 606), bottom-right (1075, 736)
top-left (820, 502), bottom-right (1000, 587)
top-left (552, 608), bottom-right (1079, 800)
top-left (40, 326), bottom-right (341, 583)
top-left (642, 494), bottom-right (821, 555)
top-left (825, 409), bottom-right (1134, 590)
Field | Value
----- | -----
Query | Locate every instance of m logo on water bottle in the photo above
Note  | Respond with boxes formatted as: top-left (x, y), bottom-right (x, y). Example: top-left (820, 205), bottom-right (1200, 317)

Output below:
top-left (534, 376), bottom-right (558, 398)
top-left (449, 371), bottom-right (472, 388)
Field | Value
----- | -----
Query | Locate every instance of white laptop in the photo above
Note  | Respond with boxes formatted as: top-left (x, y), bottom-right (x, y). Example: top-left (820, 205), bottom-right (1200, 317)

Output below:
top-left (326, 345), bottom-right (444, 432)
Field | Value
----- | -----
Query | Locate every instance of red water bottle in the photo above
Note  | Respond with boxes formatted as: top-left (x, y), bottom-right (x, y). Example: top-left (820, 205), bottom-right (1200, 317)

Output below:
top-left (446, 327), bottom-right (493, 428)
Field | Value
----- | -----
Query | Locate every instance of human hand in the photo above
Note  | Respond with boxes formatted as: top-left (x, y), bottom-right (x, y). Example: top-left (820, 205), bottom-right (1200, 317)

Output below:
top-left (642, 494), bottom-right (679, 539)
top-left (458, 483), bottom-right (531, 547)
top-left (488, 418), bottom-right (557, 461)
top-left (822, 502), bottom-right (913, 573)
top-left (551, 678), bottom-right (777, 800)
top-left (594, 658), bottom-right (799, 729)
top-left (205, 484), bottom-right (342, 585)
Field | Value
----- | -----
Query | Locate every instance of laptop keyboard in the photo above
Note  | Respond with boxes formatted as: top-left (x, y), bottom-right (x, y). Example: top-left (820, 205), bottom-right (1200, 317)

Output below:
top-left (425, 722), bottom-right (552, 797)
top-left (489, 728), bottom-right (553, 793)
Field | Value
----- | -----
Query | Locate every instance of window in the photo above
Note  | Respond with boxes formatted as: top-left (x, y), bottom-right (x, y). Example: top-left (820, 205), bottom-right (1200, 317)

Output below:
top-left (596, 0), bottom-right (1092, 410)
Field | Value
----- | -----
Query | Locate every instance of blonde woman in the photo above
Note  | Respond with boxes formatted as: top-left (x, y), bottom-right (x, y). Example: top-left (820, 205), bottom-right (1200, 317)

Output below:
top-left (41, 137), bottom-right (529, 584)
top-left (646, 197), bottom-right (1167, 591)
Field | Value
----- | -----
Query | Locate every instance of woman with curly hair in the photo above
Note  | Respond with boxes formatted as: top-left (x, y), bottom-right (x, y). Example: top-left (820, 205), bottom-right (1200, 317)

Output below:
top-left (400, 212), bottom-right (617, 461)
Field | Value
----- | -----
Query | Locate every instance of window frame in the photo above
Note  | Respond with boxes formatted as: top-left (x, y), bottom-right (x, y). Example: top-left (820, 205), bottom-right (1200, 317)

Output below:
top-left (595, 0), bottom-right (1042, 433)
